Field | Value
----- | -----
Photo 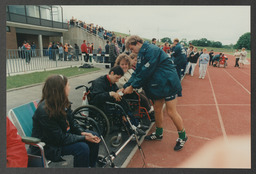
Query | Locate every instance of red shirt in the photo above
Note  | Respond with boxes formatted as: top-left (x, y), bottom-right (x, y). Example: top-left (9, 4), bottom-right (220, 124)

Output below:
top-left (6, 117), bottom-right (28, 167)
top-left (81, 43), bottom-right (88, 53)
top-left (163, 46), bottom-right (170, 53)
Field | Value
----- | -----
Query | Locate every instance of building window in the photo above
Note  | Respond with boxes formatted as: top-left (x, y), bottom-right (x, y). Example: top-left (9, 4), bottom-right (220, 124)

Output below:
top-left (8, 5), bottom-right (25, 15)
top-left (6, 26), bottom-right (10, 32)
top-left (52, 6), bottom-right (62, 22)
top-left (26, 5), bottom-right (40, 18)
top-left (40, 5), bottom-right (52, 20)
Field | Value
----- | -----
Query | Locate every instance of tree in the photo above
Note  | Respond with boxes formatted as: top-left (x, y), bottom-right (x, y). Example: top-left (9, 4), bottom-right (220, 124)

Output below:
top-left (212, 41), bottom-right (222, 48)
top-left (234, 32), bottom-right (250, 50)
top-left (160, 37), bottom-right (172, 44)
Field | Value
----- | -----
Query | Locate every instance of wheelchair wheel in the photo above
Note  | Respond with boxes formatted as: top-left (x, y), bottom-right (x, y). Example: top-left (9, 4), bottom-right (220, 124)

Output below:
top-left (72, 105), bottom-right (110, 138)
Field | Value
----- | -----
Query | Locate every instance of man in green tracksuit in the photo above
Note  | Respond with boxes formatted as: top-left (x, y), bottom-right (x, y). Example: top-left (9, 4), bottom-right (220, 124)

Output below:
top-left (123, 35), bottom-right (188, 151)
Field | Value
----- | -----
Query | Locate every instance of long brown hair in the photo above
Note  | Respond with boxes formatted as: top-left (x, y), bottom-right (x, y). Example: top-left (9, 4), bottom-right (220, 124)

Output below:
top-left (40, 74), bottom-right (70, 118)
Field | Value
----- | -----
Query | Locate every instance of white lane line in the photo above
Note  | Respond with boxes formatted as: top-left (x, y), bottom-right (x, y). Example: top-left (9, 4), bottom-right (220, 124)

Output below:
top-left (177, 104), bottom-right (250, 106)
top-left (224, 69), bottom-right (251, 95)
top-left (165, 129), bottom-right (212, 141)
top-left (146, 163), bottom-right (164, 168)
top-left (207, 70), bottom-right (228, 143)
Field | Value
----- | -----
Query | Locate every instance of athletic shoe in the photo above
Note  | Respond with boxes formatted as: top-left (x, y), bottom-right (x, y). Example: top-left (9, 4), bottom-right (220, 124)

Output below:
top-left (199, 76), bottom-right (202, 79)
top-left (202, 77), bottom-right (205, 79)
top-left (174, 136), bottom-right (188, 151)
top-left (144, 132), bottom-right (163, 141)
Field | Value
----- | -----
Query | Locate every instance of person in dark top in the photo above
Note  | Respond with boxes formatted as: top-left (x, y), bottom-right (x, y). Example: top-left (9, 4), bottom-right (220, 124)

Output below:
top-left (209, 50), bottom-right (214, 66)
top-left (30, 75), bottom-right (100, 167)
top-left (109, 36), bottom-right (118, 68)
top-left (105, 40), bottom-right (110, 63)
top-left (123, 35), bottom-right (187, 151)
top-left (74, 43), bottom-right (80, 61)
top-left (171, 38), bottom-right (187, 81)
top-left (185, 47), bottom-right (200, 76)
top-left (89, 66), bottom-right (147, 135)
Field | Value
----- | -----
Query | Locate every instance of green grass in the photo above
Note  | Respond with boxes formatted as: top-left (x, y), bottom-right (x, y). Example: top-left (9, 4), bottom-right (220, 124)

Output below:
top-left (7, 67), bottom-right (101, 90)
top-left (194, 46), bottom-right (251, 59)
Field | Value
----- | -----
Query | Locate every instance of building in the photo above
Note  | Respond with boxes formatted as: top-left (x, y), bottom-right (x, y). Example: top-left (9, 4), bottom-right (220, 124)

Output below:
top-left (6, 5), bottom-right (68, 50)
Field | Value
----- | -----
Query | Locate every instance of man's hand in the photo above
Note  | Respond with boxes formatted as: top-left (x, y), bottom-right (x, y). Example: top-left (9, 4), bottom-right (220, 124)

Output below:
top-left (124, 86), bottom-right (133, 94)
top-left (81, 132), bottom-right (101, 143)
top-left (110, 92), bottom-right (122, 101)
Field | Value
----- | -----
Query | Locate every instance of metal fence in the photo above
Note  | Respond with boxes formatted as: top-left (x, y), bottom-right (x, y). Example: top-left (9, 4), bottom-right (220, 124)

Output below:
top-left (6, 49), bottom-right (110, 76)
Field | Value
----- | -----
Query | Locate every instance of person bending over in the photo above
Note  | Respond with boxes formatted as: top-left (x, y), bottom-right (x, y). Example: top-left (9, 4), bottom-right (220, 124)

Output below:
top-left (123, 35), bottom-right (188, 151)
top-left (29, 75), bottom-right (100, 167)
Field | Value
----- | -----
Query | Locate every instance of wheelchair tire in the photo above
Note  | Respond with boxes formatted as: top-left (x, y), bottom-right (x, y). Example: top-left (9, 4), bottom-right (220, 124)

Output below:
top-left (72, 105), bottom-right (110, 138)
top-left (110, 135), bottom-right (123, 147)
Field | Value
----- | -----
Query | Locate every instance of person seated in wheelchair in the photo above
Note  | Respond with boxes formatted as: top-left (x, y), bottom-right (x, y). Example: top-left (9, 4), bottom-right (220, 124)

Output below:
top-left (89, 66), bottom-right (147, 135)
top-left (114, 53), bottom-right (155, 122)
top-left (29, 75), bottom-right (101, 168)
top-left (212, 53), bottom-right (223, 67)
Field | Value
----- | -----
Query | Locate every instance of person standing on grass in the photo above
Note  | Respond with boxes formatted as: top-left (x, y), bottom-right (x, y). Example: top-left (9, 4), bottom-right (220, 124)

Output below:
top-left (123, 35), bottom-right (188, 151)
top-left (198, 48), bottom-right (210, 79)
top-left (234, 49), bottom-right (240, 67)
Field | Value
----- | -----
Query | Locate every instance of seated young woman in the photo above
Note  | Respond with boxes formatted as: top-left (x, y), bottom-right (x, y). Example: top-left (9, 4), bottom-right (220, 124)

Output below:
top-left (29, 74), bottom-right (100, 167)
top-left (114, 53), bottom-right (155, 121)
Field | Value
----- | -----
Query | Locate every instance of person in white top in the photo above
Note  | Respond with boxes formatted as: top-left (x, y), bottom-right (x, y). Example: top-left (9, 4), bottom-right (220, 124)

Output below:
top-left (239, 47), bottom-right (248, 67)
top-left (233, 49), bottom-right (240, 67)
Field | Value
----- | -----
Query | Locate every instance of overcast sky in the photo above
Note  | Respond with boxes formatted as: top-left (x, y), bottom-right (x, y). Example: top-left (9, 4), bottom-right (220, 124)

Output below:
top-left (62, 5), bottom-right (250, 45)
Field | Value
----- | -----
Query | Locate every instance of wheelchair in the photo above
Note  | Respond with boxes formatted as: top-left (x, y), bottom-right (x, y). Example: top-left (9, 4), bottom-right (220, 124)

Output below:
top-left (73, 85), bottom-right (151, 147)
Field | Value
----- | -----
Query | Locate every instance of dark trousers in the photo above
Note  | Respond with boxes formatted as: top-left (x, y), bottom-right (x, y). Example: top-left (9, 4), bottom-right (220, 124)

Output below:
top-left (235, 58), bottom-right (240, 67)
top-left (61, 131), bottom-right (99, 167)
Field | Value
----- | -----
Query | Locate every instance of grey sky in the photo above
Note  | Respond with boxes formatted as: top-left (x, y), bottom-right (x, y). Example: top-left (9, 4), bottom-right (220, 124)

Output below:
top-left (62, 5), bottom-right (250, 45)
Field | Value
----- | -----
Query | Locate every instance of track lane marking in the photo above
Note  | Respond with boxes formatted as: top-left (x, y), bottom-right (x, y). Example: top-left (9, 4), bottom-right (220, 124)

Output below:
top-left (207, 69), bottom-right (228, 143)
top-left (223, 69), bottom-right (251, 95)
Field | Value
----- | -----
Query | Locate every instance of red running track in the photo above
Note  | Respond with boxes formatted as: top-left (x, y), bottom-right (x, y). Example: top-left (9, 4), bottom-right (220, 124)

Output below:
top-left (127, 53), bottom-right (251, 168)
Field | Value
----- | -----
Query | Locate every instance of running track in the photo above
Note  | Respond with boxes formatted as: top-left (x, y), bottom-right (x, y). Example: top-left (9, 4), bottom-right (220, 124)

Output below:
top-left (127, 53), bottom-right (251, 168)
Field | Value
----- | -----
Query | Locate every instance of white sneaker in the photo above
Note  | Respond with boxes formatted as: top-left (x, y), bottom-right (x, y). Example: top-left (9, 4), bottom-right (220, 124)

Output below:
top-left (199, 76), bottom-right (202, 79)
top-left (202, 77), bottom-right (205, 79)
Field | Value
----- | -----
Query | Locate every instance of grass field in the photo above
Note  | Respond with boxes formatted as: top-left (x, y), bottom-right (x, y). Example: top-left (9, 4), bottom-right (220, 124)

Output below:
top-left (7, 67), bottom-right (101, 90)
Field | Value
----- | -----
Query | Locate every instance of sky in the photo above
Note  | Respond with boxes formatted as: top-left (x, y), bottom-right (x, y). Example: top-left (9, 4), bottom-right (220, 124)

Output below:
top-left (62, 5), bottom-right (250, 45)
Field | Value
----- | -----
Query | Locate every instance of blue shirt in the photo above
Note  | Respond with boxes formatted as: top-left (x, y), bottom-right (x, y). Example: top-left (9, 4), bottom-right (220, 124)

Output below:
top-left (199, 53), bottom-right (210, 64)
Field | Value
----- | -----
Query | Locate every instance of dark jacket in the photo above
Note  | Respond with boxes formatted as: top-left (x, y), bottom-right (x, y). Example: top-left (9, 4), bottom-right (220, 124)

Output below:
top-left (109, 43), bottom-right (118, 62)
top-left (124, 42), bottom-right (182, 100)
top-left (105, 44), bottom-right (109, 54)
top-left (189, 51), bottom-right (200, 63)
top-left (89, 75), bottom-right (119, 107)
top-left (171, 43), bottom-right (187, 67)
top-left (30, 101), bottom-right (85, 161)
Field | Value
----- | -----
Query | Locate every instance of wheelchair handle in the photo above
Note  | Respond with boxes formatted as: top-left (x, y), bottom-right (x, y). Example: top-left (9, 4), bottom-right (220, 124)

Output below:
top-left (75, 85), bottom-right (89, 91)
